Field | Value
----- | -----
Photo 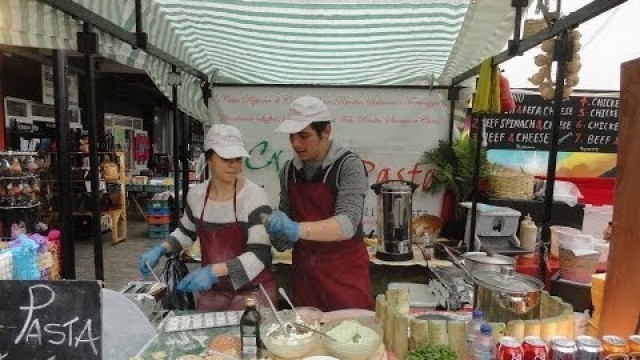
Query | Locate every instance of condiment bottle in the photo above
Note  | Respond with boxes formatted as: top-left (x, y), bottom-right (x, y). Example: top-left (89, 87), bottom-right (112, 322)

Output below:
top-left (519, 214), bottom-right (537, 258)
top-left (240, 295), bottom-right (261, 360)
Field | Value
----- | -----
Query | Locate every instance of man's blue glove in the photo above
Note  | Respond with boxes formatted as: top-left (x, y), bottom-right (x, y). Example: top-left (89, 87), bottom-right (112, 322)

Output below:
top-left (139, 244), bottom-right (166, 277)
top-left (177, 266), bottom-right (219, 293)
top-left (266, 211), bottom-right (300, 246)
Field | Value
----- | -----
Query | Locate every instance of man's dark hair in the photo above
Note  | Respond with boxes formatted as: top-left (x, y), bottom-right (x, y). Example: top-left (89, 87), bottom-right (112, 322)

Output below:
top-left (310, 121), bottom-right (330, 136)
top-left (205, 149), bottom-right (215, 161)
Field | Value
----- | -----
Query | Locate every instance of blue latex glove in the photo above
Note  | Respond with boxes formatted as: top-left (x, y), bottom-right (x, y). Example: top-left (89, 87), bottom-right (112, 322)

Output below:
top-left (177, 266), bottom-right (219, 293)
top-left (139, 244), bottom-right (166, 277)
top-left (266, 210), bottom-right (300, 246)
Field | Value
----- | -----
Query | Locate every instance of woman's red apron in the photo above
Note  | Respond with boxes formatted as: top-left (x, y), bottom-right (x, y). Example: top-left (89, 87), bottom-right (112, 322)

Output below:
top-left (289, 179), bottom-right (373, 311)
top-left (196, 180), bottom-right (276, 311)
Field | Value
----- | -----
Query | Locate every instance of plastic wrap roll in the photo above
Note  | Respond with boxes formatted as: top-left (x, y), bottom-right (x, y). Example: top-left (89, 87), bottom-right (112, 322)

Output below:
top-left (409, 318), bottom-right (429, 351)
top-left (447, 320), bottom-right (467, 360)
top-left (507, 320), bottom-right (525, 341)
top-left (524, 320), bottom-right (541, 337)
top-left (427, 320), bottom-right (448, 345)
top-left (393, 311), bottom-right (410, 360)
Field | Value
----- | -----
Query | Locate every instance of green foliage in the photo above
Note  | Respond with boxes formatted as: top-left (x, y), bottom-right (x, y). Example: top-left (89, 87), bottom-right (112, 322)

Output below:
top-left (420, 136), bottom-right (490, 204)
top-left (405, 343), bottom-right (458, 360)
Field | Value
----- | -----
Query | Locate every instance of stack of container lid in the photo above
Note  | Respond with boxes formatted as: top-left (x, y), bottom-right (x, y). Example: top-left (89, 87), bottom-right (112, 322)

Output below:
top-left (147, 197), bottom-right (171, 239)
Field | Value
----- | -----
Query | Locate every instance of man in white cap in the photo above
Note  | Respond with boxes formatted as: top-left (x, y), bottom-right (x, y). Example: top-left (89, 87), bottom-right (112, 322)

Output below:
top-left (265, 95), bottom-right (373, 311)
top-left (139, 124), bottom-right (277, 310)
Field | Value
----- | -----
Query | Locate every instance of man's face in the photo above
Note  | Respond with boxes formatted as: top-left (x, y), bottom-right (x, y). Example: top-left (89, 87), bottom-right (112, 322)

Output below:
top-left (289, 124), bottom-right (329, 161)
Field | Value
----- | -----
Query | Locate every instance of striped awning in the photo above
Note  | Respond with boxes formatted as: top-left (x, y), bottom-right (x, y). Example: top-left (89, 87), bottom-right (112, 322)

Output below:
top-left (0, 0), bottom-right (523, 123)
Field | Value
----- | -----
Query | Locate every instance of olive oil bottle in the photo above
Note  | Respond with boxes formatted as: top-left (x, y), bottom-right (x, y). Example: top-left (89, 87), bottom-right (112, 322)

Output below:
top-left (240, 296), bottom-right (261, 360)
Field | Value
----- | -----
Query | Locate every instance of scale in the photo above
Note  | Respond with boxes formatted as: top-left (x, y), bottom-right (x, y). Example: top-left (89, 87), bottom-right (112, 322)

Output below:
top-left (461, 202), bottom-right (531, 255)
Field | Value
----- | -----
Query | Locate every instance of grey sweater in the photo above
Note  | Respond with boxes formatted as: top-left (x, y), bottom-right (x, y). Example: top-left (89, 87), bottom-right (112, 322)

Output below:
top-left (277, 141), bottom-right (368, 240)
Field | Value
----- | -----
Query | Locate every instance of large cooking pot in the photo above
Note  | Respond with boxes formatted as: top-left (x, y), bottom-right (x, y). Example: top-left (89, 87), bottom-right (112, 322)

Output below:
top-left (463, 252), bottom-right (515, 273)
top-left (473, 267), bottom-right (544, 323)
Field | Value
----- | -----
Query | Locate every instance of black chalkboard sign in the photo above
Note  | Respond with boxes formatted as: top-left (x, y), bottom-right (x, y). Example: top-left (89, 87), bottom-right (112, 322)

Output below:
top-left (476, 94), bottom-right (619, 153)
top-left (0, 280), bottom-right (101, 360)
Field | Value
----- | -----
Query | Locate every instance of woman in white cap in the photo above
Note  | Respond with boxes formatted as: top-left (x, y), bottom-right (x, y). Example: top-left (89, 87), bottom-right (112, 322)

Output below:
top-left (265, 96), bottom-right (373, 311)
top-left (139, 124), bottom-right (276, 311)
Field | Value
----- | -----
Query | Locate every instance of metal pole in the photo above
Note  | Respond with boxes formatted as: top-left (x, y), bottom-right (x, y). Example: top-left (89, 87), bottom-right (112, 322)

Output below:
top-left (540, 30), bottom-right (571, 281)
top-left (80, 23), bottom-right (103, 281)
top-left (172, 65), bottom-right (180, 223)
top-left (468, 115), bottom-right (484, 252)
top-left (182, 116), bottom-right (191, 207)
top-left (53, 49), bottom-right (76, 279)
top-left (449, 99), bottom-right (456, 144)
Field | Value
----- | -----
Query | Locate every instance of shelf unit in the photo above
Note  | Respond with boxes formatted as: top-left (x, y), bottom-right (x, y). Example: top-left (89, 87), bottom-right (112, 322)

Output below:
top-left (46, 151), bottom-right (127, 244)
top-left (0, 151), bottom-right (42, 238)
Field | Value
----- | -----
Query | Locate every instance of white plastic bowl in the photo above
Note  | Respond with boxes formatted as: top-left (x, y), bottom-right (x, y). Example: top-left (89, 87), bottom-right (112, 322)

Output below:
top-left (320, 316), bottom-right (382, 360)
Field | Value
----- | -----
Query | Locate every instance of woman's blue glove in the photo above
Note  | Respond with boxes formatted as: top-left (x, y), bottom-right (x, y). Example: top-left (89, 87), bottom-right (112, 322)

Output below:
top-left (266, 211), bottom-right (300, 246)
top-left (139, 244), bottom-right (166, 277)
top-left (177, 266), bottom-right (219, 293)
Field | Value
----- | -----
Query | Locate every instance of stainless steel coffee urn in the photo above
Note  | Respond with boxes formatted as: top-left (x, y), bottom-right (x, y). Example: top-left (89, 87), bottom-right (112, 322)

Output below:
top-left (371, 180), bottom-right (418, 261)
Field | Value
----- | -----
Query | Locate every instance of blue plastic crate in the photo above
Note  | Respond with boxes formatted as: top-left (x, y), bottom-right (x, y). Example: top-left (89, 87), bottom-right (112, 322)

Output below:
top-left (148, 230), bottom-right (171, 240)
top-left (147, 207), bottom-right (171, 216)
top-left (148, 224), bottom-right (171, 232)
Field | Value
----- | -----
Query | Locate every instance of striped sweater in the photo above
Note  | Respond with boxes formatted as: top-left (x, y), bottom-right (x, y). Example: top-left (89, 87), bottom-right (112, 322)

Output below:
top-left (167, 178), bottom-right (273, 290)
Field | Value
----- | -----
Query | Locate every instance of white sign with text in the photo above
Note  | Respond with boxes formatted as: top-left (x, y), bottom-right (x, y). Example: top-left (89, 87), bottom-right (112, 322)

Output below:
top-left (209, 87), bottom-right (449, 233)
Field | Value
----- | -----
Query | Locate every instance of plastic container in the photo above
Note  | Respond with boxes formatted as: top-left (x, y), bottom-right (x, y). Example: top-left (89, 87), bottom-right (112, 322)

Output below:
top-left (549, 226), bottom-right (582, 258)
top-left (472, 323), bottom-right (495, 360)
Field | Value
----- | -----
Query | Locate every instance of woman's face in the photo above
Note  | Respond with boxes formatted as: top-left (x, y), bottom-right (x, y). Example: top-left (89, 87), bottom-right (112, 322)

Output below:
top-left (209, 153), bottom-right (243, 183)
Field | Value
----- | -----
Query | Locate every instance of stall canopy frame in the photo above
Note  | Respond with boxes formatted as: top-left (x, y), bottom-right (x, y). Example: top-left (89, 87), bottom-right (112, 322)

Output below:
top-left (0, 0), bottom-right (628, 278)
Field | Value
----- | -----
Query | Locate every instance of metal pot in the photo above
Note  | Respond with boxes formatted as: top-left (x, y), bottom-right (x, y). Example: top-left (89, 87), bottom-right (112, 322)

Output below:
top-left (473, 267), bottom-right (544, 323)
top-left (463, 252), bottom-right (515, 273)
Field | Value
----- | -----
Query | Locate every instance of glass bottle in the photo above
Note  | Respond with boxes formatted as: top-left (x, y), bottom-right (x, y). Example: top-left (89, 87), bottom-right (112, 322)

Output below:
top-left (240, 296), bottom-right (261, 360)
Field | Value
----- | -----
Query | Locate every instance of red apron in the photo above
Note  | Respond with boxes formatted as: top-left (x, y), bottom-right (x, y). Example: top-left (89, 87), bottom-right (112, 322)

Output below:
top-left (289, 178), bottom-right (374, 311)
top-left (196, 180), bottom-right (277, 311)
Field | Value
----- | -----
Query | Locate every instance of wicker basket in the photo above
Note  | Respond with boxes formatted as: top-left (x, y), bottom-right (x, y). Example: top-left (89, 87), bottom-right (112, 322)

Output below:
top-left (488, 167), bottom-right (535, 200)
top-left (523, 13), bottom-right (560, 38)
top-left (558, 247), bottom-right (600, 284)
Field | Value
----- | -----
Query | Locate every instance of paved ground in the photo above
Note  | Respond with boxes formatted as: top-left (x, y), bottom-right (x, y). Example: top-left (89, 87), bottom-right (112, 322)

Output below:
top-left (75, 218), bottom-right (167, 290)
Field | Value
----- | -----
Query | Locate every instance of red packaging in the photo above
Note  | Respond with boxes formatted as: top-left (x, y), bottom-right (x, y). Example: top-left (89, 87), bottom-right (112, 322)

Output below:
top-left (523, 336), bottom-right (549, 360)
top-left (498, 336), bottom-right (524, 360)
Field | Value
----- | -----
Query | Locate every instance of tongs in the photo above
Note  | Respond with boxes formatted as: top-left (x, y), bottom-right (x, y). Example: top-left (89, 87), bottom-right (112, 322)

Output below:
top-left (434, 243), bottom-right (474, 280)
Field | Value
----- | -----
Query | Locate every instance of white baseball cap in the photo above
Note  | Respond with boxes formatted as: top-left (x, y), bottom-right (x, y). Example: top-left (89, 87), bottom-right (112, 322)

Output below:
top-left (204, 124), bottom-right (250, 159)
top-left (275, 96), bottom-right (332, 133)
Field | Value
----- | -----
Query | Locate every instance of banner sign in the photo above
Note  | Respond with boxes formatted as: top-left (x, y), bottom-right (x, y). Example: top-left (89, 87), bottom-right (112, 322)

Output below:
top-left (209, 87), bottom-right (450, 233)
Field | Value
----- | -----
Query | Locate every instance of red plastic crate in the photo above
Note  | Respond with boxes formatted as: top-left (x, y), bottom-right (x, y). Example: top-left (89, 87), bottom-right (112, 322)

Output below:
top-left (147, 215), bottom-right (171, 225)
top-left (515, 255), bottom-right (560, 290)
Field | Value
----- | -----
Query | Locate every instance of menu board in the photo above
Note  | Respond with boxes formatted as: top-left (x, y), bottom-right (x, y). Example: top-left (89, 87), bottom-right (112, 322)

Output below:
top-left (477, 94), bottom-right (619, 153)
top-left (0, 280), bottom-right (101, 360)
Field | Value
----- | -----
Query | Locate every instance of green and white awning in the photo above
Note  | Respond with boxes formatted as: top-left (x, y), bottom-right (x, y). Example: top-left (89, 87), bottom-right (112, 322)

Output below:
top-left (0, 0), bottom-right (523, 123)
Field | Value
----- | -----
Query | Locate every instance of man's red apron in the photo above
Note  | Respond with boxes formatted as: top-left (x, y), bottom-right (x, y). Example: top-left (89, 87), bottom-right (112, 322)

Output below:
top-left (289, 178), bottom-right (373, 311)
top-left (196, 180), bottom-right (277, 311)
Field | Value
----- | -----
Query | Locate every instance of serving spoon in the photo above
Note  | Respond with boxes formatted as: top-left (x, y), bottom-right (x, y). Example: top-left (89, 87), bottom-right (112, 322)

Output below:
top-left (278, 287), bottom-right (337, 342)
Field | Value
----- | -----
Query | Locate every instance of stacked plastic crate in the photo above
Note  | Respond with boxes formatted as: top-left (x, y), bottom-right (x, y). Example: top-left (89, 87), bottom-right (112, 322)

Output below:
top-left (147, 197), bottom-right (171, 239)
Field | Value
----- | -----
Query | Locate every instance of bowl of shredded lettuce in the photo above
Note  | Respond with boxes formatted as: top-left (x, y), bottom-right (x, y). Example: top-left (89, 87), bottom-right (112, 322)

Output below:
top-left (320, 316), bottom-right (382, 360)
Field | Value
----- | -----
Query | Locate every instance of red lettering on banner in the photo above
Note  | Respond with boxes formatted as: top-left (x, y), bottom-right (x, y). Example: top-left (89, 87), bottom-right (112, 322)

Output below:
top-left (363, 160), bottom-right (435, 192)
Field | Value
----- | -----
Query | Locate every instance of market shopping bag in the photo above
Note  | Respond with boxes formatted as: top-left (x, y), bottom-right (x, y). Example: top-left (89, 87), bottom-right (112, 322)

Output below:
top-left (160, 254), bottom-right (195, 310)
